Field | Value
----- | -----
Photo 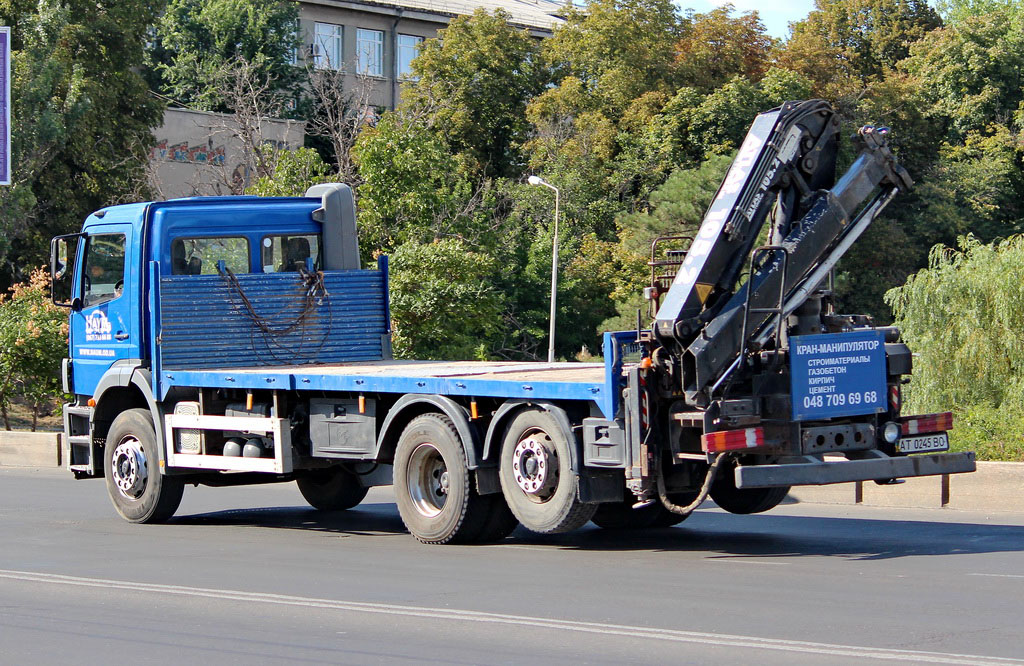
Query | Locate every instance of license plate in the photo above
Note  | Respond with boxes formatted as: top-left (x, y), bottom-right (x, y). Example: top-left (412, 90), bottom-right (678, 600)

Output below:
top-left (898, 432), bottom-right (949, 454)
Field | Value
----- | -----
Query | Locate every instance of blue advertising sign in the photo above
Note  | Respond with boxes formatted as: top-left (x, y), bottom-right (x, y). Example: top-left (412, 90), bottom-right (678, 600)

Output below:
top-left (790, 330), bottom-right (887, 421)
top-left (0, 27), bottom-right (8, 186)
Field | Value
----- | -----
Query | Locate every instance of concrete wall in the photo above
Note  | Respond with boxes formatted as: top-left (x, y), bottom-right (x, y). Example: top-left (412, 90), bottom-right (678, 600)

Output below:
top-left (789, 462), bottom-right (1024, 513)
top-left (0, 431), bottom-right (60, 468)
top-left (149, 108), bottom-right (305, 200)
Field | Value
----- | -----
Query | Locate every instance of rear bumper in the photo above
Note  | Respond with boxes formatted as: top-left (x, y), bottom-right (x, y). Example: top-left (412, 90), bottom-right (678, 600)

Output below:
top-left (735, 450), bottom-right (976, 489)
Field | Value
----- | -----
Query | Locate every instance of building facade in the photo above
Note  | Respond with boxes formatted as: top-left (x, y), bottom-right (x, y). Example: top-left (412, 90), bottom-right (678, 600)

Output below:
top-left (297, 0), bottom-right (566, 110)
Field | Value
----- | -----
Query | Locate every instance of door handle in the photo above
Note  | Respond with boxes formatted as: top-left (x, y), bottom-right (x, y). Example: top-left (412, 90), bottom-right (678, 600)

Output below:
top-left (115, 332), bottom-right (129, 341)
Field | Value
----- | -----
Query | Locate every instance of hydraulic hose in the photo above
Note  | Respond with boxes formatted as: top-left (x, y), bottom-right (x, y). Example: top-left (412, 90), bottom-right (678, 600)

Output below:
top-left (656, 452), bottom-right (732, 517)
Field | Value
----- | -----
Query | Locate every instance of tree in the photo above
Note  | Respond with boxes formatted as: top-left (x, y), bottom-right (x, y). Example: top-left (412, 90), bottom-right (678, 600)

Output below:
top-left (247, 147), bottom-right (331, 197)
top-left (901, 9), bottom-right (1024, 141)
top-left (935, 0), bottom-right (1022, 22)
top-left (779, 0), bottom-right (942, 95)
top-left (150, 0), bottom-right (299, 111)
top-left (352, 111), bottom-right (505, 271)
top-left (304, 63), bottom-right (376, 183)
top-left (388, 239), bottom-right (504, 360)
top-left (0, 269), bottom-right (68, 430)
top-left (541, 0), bottom-right (684, 118)
top-left (675, 4), bottom-right (775, 92)
top-left (402, 9), bottom-right (544, 180)
top-left (0, 0), bottom-right (165, 289)
top-left (886, 235), bottom-right (1024, 414)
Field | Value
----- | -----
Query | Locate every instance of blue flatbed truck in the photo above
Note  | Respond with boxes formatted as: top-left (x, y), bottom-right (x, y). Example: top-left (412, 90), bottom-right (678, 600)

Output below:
top-left (50, 102), bottom-right (975, 543)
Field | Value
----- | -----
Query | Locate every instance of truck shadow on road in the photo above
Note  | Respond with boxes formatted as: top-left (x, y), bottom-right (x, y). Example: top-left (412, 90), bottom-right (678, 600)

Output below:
top-left (512, 510), bottom-right (1024, 561)
top-left (172, 502), bottom-right (1024, 561)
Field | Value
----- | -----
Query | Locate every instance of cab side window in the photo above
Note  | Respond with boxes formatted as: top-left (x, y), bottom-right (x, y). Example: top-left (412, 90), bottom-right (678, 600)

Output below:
top-left (83, 234), bottom-right (126, 307)
top-left (261, 234), bottom-right (321, 273)
top-left (171, 237), bottom-right (250, 275)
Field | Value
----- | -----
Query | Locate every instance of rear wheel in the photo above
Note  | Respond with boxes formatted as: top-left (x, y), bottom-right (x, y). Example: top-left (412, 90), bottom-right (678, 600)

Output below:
top-left (710, 458), bottom-right (789, 515)
top-left (104, 408), bottom-right (184, 523)
top-left (297, 467), bottom-right (369, 510)
top-left (499, 408), bottom-right (595, 534)
top-left (592, 492), bottom-right (697, 530)
top-left (393, 414), bottom-right (498, 544)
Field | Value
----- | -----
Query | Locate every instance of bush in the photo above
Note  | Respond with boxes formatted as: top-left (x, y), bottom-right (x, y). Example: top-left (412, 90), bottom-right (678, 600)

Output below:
top-left (0, 269), bottom-right (68, 430)
top-left (951, 405), bottom-right (1024, 462)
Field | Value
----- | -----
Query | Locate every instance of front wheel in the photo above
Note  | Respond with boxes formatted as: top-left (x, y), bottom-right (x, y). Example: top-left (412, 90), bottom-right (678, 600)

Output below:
top-left (104, 408), bottom-right (184, 523)
top-left (499, 408), bottom-right (595, 534)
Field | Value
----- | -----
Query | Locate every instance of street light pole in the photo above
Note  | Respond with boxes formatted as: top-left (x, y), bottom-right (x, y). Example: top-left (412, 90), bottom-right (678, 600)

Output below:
top-left (527, 175), bottom-right (560, 363)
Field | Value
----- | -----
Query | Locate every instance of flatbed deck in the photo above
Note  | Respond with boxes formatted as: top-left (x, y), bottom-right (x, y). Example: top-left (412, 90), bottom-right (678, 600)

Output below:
top-left (160, 360), bottom-right (619, 418)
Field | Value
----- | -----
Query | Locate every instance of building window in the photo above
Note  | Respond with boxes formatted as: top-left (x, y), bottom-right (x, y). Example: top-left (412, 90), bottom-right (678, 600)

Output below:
top-left (397, 34), bottom-right (423, 79)
top-left (357, 28), bottom-right (384, 77)
top-left (313, 22), bottom-right (342, 70)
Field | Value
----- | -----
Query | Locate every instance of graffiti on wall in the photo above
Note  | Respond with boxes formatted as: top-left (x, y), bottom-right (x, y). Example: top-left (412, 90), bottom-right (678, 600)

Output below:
top-left (151, 139), bottom-right (227, 165)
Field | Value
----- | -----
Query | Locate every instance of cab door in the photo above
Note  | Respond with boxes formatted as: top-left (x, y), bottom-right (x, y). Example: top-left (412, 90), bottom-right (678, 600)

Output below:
top-left (70, 224), bottom-right (140, 396)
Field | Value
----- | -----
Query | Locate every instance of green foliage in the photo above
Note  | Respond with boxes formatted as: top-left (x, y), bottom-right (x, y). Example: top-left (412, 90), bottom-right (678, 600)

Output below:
top-left (150, 0), bottom-right (300, 110)
top-left (932, 126), bottom-right (1024, 240)
top-left (902, 9), bottom-right (1024, 141)
top-left (675, 4), bottom-right (775, 91)
top-left (388, 239), bottom-right (504, 360)
top-left (403, 9), bottom-right (543, 180)
top-left (935, 0), bottom-right (1023, 23)
top-left (617, 154), bottom-right (733, 255)
top-left (352, 113), bottom-right (498, 259)
top-left (246, 148), bottom-right (331, 197)
top-left (0, 269), bottom-right (68, 430)
top-left (0, 0), bottom-right (165, 289)
top-left (543, 0), bottom-right (683, 118)
top-left (780, 0), bottom-right (941, 95)
top-left (886, 235), bottom-right (1024, 413)
top-left (949, 404), bottom-right (1024, 461)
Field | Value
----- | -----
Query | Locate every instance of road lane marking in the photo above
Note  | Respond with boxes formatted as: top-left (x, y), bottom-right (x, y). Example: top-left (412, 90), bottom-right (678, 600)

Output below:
top-left (970, 573), bottom-right (1024, 579)
top-left (0, 568), bottom-right (1019, 665)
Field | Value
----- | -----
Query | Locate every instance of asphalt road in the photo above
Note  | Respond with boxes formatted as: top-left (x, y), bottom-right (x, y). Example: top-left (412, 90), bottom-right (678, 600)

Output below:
top-left (3, 467), bottom-right (1024, 665)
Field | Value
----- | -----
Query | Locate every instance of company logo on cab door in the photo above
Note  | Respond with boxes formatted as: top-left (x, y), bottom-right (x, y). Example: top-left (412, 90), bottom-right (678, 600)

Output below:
top-left (85, 310), bottom-right (112, 341)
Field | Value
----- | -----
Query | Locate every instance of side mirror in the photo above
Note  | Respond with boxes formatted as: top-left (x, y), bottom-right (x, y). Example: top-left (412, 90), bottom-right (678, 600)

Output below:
top-left (50, 233), bottom-right (82, 308)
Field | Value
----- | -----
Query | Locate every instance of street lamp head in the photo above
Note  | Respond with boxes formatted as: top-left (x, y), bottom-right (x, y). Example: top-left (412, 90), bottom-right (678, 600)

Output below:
top-left (527, 175), bottom-right (544, 187)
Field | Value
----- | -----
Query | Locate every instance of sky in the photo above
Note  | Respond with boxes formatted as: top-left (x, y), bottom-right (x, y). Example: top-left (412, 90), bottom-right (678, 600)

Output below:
top-left (678, 1), bottom-right (820, 38)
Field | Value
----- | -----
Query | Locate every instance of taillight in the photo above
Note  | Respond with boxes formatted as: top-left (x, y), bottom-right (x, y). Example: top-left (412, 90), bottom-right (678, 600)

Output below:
top-left (701, 427), bottom-right (765, 453)
top-left (900, 412), bottom-right (953, 435)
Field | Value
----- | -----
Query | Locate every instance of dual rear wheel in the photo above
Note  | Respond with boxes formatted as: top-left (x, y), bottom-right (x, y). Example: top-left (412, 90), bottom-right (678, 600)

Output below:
top-left (392, 408), bottom-right (597, 543)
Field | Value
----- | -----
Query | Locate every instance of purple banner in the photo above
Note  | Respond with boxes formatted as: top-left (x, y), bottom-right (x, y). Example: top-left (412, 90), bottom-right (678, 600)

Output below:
top-left (0, 28), bottom-right (8, 185)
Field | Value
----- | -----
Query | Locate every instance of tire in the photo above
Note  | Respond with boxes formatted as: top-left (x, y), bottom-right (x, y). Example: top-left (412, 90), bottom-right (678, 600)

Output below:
top-left (498, 408), bottom-right (596, 534)
top-left (297, 467), bottom-right (369, 510)
top-left (393, 414), bottom-right (495, 544)
top-left (709, 458), bottom-right (789, 515)
top-left (103, 408), bottom-right (184, 523)
top-left (469, 494), bottom-right (519, 542)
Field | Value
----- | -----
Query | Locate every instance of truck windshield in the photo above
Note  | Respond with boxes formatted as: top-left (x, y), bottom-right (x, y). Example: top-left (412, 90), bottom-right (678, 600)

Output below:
top-left (261, 234), bottom-right (321, 273)
top-left (171, 237), bottom-right (249, 275)
top-left (83, 234), bottom-right (125, 307)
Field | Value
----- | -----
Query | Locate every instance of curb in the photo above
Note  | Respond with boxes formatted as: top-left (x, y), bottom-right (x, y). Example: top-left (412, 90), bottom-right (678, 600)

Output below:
top-left (0, 431), bottom-right (61, 468)
top-left (788, 461), bottom-right (1024, 513)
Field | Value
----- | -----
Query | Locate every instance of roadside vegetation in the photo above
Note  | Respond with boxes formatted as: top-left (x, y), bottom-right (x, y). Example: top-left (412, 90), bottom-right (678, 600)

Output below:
top-left (1, 0), bottom-right (1023, 456)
